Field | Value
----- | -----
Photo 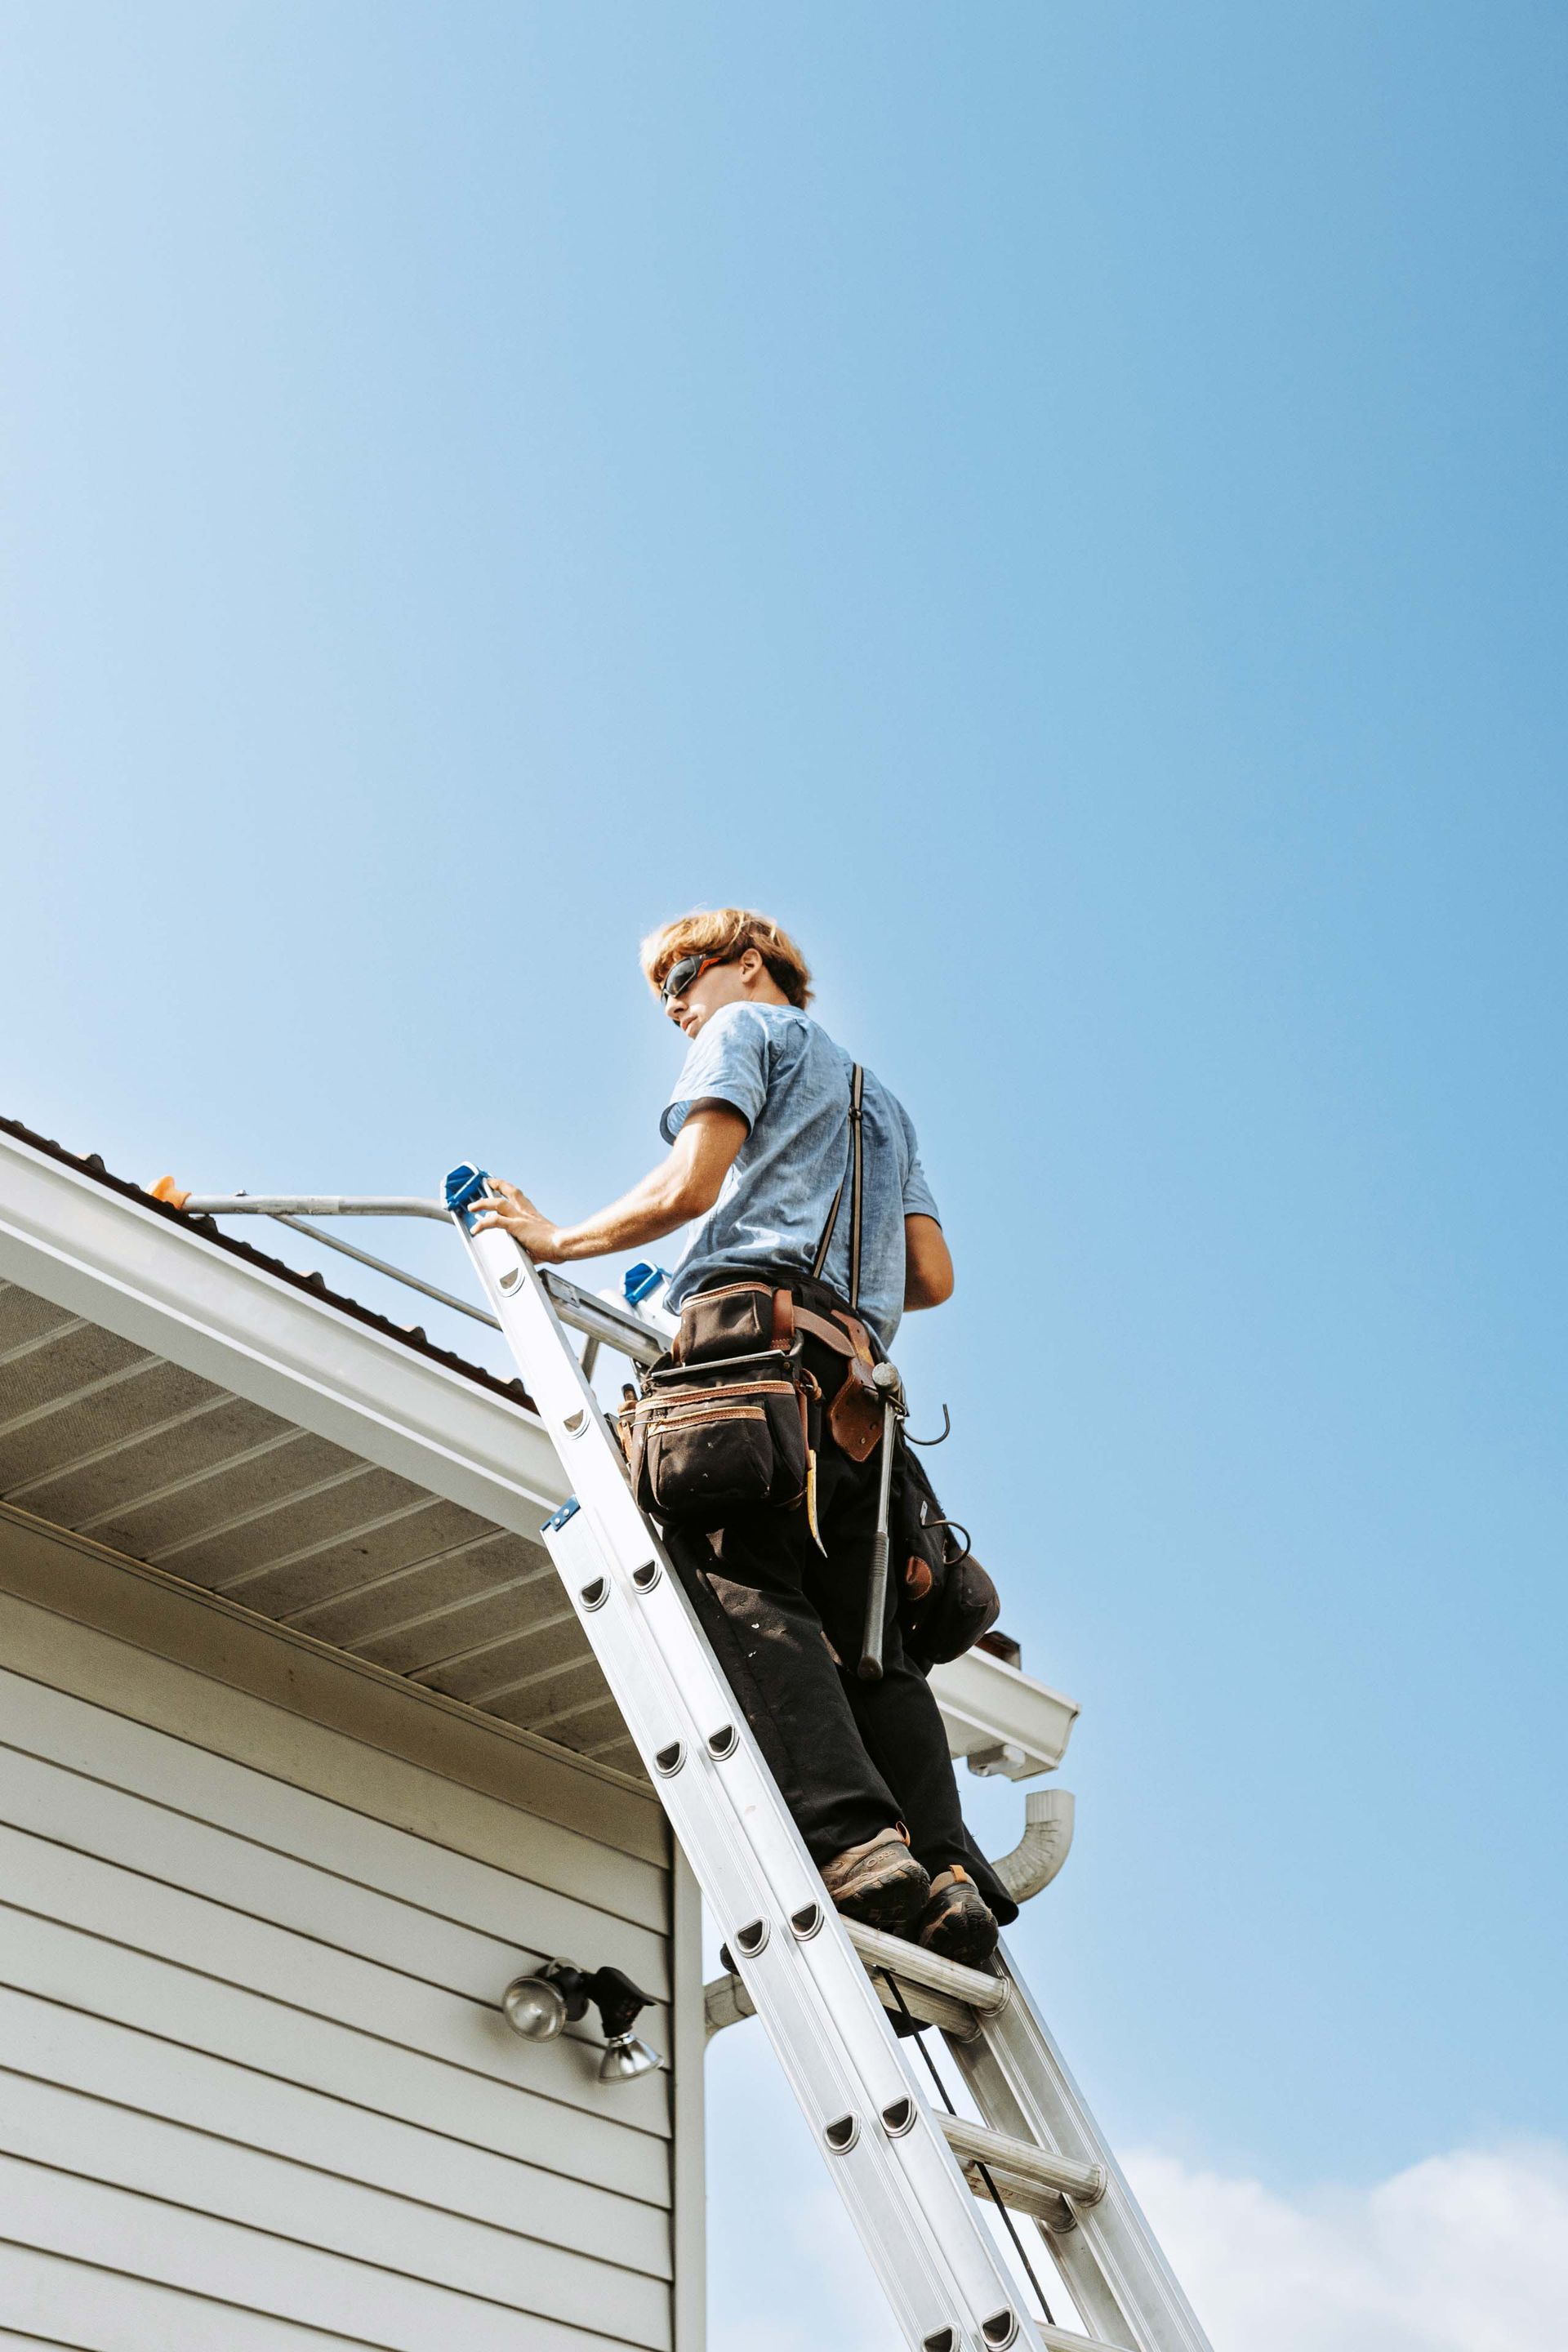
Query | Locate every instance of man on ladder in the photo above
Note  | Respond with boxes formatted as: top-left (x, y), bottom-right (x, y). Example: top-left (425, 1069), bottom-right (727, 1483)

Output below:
top-left (474, 904), bottom-right (1017, 1965)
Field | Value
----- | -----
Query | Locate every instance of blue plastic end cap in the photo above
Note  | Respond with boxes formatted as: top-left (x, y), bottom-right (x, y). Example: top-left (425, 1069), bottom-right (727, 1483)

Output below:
top-left (443, 1164), bottom-right (490, 1215)
top-left (623, 1261), bottom-right (669, 1307)
top-left (542, 1498), bottom-right (581, 1536)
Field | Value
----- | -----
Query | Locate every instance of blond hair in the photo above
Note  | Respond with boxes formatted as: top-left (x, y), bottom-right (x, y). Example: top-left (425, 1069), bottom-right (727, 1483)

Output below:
top-left (639, 906), bottom-right (814, 1009)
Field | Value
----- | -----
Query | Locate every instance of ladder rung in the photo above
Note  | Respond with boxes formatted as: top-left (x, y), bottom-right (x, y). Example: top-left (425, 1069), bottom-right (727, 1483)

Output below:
top-left (938, 2113), bottom-right (1106, 2207)
top-left (844, 1918), bottom-right (1010, 2020)
top-left (960, 2159), bottom-right (1075, 2230)
top-left (1038, 2330), bottom-right (1134, 2352)
top-left (707, 1920), bottom-right (1009, 2042)
top-left (538, 1267), bottom-right (664, 1365)
top-left (705, 1958), bottom-right (981, 2043)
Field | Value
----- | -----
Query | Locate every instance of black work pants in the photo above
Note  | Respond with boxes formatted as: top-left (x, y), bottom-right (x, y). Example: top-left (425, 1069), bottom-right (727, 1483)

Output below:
top-left (665, 1314), bottom-right (1017, 1926)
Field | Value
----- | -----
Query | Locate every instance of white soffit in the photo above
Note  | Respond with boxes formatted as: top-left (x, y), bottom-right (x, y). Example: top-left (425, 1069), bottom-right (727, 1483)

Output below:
top-left (0, 1124), bottom-right (1078, 1781)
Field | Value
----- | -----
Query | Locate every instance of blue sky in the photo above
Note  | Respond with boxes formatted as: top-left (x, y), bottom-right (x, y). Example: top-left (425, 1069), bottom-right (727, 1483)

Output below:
top-left (2, 7), bottom-right (1565, 2343)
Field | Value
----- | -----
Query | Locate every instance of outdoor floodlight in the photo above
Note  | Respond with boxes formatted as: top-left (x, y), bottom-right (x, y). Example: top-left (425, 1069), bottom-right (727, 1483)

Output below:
top-left (501, 1958), bottom-right (663, 2083)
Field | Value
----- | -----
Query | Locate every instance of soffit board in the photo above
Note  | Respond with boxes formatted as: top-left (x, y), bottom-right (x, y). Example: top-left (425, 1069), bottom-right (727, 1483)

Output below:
top-left (0, 1122), bottom-right (1076, 1786)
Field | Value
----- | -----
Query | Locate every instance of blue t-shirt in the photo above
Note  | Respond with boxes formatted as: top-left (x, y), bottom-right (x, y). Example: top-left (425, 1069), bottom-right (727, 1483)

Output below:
top-left (660, 1002), bottom-right (940, 1350)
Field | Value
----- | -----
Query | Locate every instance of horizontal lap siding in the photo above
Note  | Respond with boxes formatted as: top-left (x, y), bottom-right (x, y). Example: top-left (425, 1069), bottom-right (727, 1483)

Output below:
top-left (0, 1709), bottom-right (669, 2000)
top-left (0, 1658), bottom-right (665, 1952)
top-left (0, 2079), bottom-right (670, 2347)
top-left (0, 2250), bottom-right (395, 2350)
top-left (0, 1984), bottom-right (670, 2278)
top-left (0, 1824), bottom-right (668, 2151)
top-left (0, 1908), bottom-right (658, 2203)
top-left (0, 1646), bottom-right (675, 2351)
top-left (0, 2160), bottom-right (653, 2352)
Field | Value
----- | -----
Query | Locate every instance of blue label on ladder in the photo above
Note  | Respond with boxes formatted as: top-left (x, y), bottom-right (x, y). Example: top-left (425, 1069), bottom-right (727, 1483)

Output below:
top-left (542, 1497), bottom-right (581, 1536)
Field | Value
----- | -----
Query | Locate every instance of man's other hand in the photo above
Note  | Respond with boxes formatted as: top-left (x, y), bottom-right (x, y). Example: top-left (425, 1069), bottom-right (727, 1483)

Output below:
top-left (471, 1179), bottom-right (564, 1262)
top-left (903, 1214), bottom-right (954, 1309)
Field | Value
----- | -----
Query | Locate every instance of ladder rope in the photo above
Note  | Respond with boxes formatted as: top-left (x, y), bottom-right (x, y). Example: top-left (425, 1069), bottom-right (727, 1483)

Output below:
top-left (877, 1967), bottom-right (1058, 2328)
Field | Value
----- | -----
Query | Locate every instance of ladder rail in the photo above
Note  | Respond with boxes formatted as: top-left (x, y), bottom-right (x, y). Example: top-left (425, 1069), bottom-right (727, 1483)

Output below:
top-left (549, 1503), bottom-right (1007, 2348)
top-left (947, 1947), bottom-right (1213, 2352)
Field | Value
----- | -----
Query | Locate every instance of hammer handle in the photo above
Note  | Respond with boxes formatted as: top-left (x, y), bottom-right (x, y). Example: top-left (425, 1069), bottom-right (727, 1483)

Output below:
top-left (858, 1399), bottom-right (900, 1682)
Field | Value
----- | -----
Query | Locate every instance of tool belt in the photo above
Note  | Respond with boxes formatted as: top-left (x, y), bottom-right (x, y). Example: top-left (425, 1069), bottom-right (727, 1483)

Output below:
top-left (614, 1279), bottom-right (808, 1529)
top-left (669, 1276), bottom-right (886, 1454)
top-left (614, 1276), bottom-right (875, 1530)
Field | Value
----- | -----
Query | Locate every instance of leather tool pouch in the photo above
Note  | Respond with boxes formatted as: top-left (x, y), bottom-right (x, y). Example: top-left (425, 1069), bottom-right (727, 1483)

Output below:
top-left (894, 1442), bottom-right (1002, 1668)
top-left (618, 1285), bottom-right (815, 1530)
top-left (826, 1359), bottom-right (884, 1462)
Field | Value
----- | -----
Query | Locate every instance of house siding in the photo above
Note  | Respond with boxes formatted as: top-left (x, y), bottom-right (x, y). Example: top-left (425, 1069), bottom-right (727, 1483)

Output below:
top-left (0, 1530), bottom-right (690, 2351)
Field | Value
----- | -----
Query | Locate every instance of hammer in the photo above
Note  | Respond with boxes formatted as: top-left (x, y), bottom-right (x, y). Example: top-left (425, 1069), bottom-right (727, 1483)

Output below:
top-left (858, 1361), bottom-right (905, 1682)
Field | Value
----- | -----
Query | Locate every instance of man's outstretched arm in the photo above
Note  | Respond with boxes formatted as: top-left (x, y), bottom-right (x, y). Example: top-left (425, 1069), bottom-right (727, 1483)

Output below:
top-left (471, 1102), bottom-right (748, 1267)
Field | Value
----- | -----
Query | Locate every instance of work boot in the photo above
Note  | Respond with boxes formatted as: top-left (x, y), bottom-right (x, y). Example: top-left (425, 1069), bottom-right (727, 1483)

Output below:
top-left (820, 1826), bottom-right (931, 1934)
top-left (914, 1866), bottom-right (998, 1967)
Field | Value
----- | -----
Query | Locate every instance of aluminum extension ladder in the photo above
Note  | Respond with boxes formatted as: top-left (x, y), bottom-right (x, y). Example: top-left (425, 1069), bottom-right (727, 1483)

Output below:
top-left (442, 1165), bottom-right (1213, 2352)
top-left (172, 1167), bottom-right (1214, 2352)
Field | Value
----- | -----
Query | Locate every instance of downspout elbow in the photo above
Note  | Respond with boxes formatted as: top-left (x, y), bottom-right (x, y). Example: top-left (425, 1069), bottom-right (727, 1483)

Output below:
top-left (990, 1788), bottom-right (1076, 1906)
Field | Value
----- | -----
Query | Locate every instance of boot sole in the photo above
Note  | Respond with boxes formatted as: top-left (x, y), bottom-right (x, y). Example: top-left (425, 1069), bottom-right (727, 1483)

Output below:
top-left (916, 1902), bottom-right (999, 1969)
top-left (828, 1862), bottom-right (932, 1936)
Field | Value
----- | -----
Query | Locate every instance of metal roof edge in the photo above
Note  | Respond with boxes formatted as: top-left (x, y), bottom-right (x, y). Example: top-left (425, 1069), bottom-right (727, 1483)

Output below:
top-left (0, 1114), bottom-right (532, 1406)
top-left (0, 1120), bottom-right (568, 1539)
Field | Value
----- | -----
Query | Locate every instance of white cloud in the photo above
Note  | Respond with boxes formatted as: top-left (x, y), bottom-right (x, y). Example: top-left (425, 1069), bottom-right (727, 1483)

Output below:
top-left (1124, 2140), bottom-right (1568, 2352)
top-left (706, 2141), bottom-right (1568, 2352)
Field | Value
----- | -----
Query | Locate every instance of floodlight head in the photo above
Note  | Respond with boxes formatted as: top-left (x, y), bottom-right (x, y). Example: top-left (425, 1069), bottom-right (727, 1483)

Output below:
top-left (501, 1972), bottom-right (569, 2042)
top-left (599, 2031), bottom-right (663, 2084)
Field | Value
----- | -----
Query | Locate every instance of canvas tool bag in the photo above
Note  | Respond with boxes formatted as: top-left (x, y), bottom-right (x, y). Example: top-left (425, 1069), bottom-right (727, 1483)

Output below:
top-left (617, 1279), bottom-right (815, 1531)
top-left (893, 1440), bottom-right (1002, 1669)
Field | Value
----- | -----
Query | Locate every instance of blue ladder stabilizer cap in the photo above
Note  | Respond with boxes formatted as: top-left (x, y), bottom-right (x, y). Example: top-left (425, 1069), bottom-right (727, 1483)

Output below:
top-left (623, 1261), bottom-right (669, 1307)
top-left (443, 1164), bottom-right (490, 1216)
top-left (542, 1498), bottom-right (581, 1536)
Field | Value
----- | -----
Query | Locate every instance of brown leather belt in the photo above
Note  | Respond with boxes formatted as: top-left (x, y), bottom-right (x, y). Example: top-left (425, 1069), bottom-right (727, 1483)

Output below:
top-left (791, 1300), bottom-right (877, 1370)
top-left (769, 1290), bottom-right (882, 1463)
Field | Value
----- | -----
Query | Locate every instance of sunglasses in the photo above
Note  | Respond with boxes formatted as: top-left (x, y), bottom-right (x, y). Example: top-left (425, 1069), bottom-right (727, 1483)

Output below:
top-left (659, 949), bottom-right (736, 1009)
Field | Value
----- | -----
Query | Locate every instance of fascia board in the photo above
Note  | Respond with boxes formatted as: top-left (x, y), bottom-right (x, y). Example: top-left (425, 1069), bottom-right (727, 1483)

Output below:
top-left (0, 1130), bottom-right (566, 1539)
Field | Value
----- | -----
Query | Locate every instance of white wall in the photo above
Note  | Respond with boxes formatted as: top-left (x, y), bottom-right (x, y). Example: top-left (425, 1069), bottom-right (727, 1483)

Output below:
top-left (0, 1517), bottom-right (703, 2352)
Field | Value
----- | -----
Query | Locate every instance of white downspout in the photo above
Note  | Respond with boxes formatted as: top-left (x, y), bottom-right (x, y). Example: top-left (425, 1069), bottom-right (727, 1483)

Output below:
top-left (989, 1787), bottom-right (1076, 1905)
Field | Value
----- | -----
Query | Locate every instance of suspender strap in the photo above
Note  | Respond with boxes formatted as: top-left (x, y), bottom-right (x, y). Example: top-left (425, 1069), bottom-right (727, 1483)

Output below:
top-left (810, 1062), bottom-right (866, 1306)
top-left (847, 1062), bottom-right (865, 1312)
